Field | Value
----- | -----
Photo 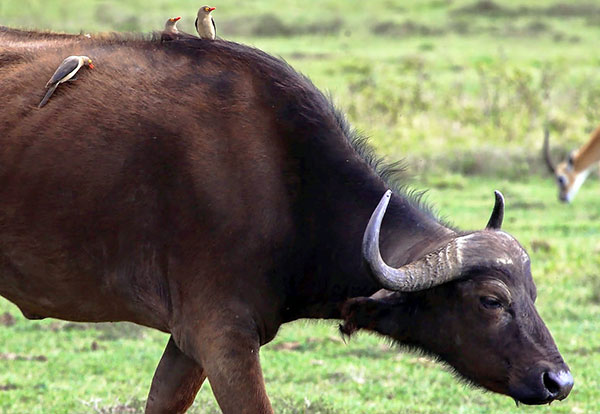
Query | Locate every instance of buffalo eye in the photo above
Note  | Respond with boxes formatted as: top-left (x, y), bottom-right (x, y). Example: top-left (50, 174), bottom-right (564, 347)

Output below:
top-left (480, 296), bottom-right (503, 310)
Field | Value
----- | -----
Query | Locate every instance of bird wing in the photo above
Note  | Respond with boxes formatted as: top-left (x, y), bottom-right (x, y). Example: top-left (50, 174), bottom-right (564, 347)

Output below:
top-left (45, 56), bottom-right (81, 87)
top-left (194, 17), bottom-right (199, 34)
top-left (212, 17), bottom-right (216, 37)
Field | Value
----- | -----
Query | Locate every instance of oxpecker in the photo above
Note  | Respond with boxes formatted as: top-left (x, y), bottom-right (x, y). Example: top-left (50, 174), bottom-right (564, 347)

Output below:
top-left (38, 55), bottom-right (94, 108)
top-left (195, 6), bottom-right (216, 40)
top-left (161, 16), bottom-right (181, 42)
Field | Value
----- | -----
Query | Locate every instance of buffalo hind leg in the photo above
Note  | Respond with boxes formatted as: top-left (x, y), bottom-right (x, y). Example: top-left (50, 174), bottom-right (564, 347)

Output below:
top-left (145, 336), bottom-right (206, 414)
top-left (180, 321), bottom-right (273, 414)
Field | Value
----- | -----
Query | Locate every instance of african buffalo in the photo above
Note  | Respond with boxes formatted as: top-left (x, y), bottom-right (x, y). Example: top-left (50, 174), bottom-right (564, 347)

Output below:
top-left (0, 27), bottom-right (572, 413)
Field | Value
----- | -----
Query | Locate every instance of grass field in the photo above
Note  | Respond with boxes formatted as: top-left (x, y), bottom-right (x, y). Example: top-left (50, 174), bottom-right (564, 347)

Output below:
top-left (1, 0), bottom-right (600, 413)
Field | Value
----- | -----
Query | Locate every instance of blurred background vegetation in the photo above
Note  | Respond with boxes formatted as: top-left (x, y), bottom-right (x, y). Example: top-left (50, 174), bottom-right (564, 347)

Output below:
top-left (1, 1), bottom-right (600, 413)
top-left (4, 0), bottom-right (600, 179)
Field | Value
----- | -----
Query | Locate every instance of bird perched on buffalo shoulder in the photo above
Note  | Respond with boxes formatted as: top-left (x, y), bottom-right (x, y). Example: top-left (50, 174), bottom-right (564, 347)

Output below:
top-left (38, 55), bottom-right (94, 108)
top-left (195, 6), bottom-right (216, 40)
top-left (161, 16), bottom-right (181, 42)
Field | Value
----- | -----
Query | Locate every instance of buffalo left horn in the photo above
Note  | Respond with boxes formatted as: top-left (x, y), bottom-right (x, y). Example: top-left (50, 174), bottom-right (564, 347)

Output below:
top-left (485, 190), bottom-right (504, 230)
top-left (362, 190), bottom-right (467, 292)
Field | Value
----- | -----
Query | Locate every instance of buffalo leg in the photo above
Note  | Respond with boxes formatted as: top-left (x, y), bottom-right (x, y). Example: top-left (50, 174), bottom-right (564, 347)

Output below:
top-left (181, 322), bottom-right (273, 414)
top-left (145, 336), bottom-right (206, 414)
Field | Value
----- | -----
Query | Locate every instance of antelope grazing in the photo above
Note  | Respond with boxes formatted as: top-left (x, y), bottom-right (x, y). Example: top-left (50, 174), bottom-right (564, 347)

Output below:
top-left (544, 125), bottom-right (600, 202)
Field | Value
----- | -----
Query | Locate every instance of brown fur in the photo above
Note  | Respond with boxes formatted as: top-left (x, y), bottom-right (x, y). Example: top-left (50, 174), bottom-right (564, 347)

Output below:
top-left (0, 27), bottom-right (572, 412)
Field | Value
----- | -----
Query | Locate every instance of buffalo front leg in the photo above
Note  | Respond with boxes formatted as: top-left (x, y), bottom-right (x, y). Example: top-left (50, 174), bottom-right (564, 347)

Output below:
top-left (180, 321), bottom-right (274, 414)
top-left (145, 336), bottom-right (206, 414)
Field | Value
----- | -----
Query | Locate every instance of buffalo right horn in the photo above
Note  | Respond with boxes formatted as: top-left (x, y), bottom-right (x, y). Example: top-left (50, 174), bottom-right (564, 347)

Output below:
top-left (362, 191), bottom-right (467, 292)
top-left (543, 126), bottom-right (556, 174)
top-left (485, 190), bottom-right (504, 230)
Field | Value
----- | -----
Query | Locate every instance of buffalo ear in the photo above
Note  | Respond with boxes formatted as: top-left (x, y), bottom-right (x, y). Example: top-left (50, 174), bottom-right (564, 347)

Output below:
top-left (340, 290), bottom-right (398, 336)
top-left (340, 297), bottom-right (377, 336)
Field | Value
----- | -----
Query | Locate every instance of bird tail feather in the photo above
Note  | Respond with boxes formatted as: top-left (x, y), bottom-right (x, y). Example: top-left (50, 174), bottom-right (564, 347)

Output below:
top-left (38, 84), bottom-right (58, 108)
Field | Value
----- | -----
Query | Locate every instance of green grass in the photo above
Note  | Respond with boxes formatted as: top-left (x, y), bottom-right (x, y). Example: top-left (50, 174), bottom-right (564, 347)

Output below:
top-left (1, 0), bottom-right (600, 412)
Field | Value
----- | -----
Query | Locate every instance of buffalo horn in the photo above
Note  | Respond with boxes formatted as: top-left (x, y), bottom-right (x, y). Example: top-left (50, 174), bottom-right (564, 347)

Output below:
top-left (485, 190), bottom-right (504, 230)
top-left (543, 126), bottom-right (556, 174)
top-left (362, 190), bottom-right (466, 292)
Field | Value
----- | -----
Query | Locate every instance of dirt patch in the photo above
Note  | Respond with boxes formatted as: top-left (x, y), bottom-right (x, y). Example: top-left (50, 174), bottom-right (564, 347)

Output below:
top-left (302, 18), bottom-right (345, 36)
top-left (344, 347), bottom-right (395, 360)
top-left (0, 312), bottom-right (15, 327)
top-left (586, 274), bottom-right (600, 304)
top-left (526, 20), bottom-right (550, 34)
top-left (0, 352), bottom-right (47, 362)
top-left (413, 146), bottom-right (571, 178)
top-left (544, 3), bottom-right (600, 17)
top-left (530, 239), bottom-right (552, 253)
top-left (453, 0), bottom-right (516, 17)
top-left (571, 345), bottom-right (600, 356)
top-left (289, 52), bottom-right (333, 60)
top-left (372, 20), bottom-right (444, 37)
top-left (425, 174), bottom-right (466, 190)
top-left (94, 322), bottom-right (147, 340)
top-left (454, 1), bottom-right (600, 18)
top-left (272, 341), bottom-right (302, 351)
top-left (81, 398), bottom-right (144, 414)
top-left (62, 322), bottom-right (88, 331)
top-left (371, 17), bottom-right (557, 39)
top-left (270, 335), bottom-right (343, 352)
top-left (41, 320), bottom-right (147, 339)
top-left (448, 20), bottom-right (472, 34)
top-left (510, 200), bottom-right (546, 210)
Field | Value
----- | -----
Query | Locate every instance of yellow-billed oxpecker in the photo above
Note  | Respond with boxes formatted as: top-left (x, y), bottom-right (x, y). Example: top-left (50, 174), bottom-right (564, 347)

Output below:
top-left (38, 55), bottom-right (94, 108)
top-left (195, 6), bottom-right (216, 40)
top-left (161, 16), bottom-right (181, 42)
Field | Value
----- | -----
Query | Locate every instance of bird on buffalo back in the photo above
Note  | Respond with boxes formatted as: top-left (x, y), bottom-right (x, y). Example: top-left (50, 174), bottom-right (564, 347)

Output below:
top-left (161, 16), bottom-right (181, 42)
top-left (195, 6), bottom-right (216, 40)
top-left (38, 55), bottom-right (94, 108)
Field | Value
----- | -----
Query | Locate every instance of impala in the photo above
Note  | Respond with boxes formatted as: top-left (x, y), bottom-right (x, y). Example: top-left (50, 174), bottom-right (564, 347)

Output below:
top-left (544, 125), bottom-right (600, 202)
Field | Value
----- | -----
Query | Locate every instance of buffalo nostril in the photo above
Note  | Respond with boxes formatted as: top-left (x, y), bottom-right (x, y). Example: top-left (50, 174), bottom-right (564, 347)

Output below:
top-left (543, 372), bottom-right (560, 395)
top-left (542, 370), bottom-right (574, 400)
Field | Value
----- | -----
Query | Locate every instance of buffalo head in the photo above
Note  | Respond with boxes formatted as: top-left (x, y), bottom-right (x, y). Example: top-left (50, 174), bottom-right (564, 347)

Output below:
top-left (342, 190), bottom-right (573, 405)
